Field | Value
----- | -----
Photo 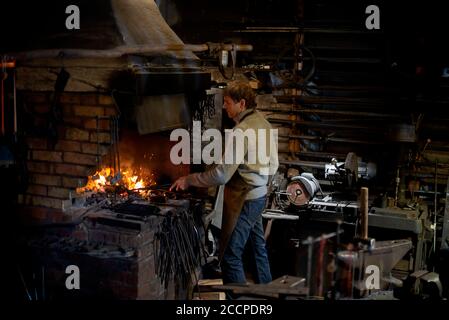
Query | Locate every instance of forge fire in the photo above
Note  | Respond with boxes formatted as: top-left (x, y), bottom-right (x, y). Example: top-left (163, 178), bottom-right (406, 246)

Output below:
top-left (76, 167), bottom-right (156, 198)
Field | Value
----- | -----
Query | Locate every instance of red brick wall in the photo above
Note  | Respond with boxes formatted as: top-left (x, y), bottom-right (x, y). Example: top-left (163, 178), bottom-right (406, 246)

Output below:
top-left (29, 218), bottom-right (170, 300)
top-left (18, 92), bottom-right (181, 300)
top-left (18, 92), bottom-right (118, 217)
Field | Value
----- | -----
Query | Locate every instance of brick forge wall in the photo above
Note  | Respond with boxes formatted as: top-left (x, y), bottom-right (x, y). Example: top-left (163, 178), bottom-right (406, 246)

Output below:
top-left (18, 91), bottom-right (118, 222)
top-left (18, 92), bottom-right (175, 300)
top-left (30, 222), bottom-right (169, 300)
top-left (16, 91), bottom-right (185, 300)
top-left (86, 218), bottom-right (169, 300)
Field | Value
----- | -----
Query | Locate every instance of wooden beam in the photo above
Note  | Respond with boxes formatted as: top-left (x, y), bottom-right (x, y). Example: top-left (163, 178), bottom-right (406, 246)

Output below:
top-left (10, 43), bottom-right (253, 61)
top-left (10, 44), bottom-right (210, 60)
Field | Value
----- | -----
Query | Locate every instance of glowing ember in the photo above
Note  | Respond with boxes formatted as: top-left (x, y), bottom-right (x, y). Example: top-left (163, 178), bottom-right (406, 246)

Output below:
top-left (77, 167), bottom-right (155, 196)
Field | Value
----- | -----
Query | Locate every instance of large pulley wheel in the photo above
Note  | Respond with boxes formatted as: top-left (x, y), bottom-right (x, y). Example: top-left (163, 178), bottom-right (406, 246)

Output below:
top-left (286, 181), bottom-right (310, 206)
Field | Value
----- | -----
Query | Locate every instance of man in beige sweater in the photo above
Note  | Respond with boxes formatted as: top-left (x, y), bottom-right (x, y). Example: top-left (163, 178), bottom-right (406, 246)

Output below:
top-left (171, 81), bottom-right (278, 289)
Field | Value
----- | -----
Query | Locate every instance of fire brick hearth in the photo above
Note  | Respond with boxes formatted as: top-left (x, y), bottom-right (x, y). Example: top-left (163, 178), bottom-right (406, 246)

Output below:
top-left (14, 87), bottom-right (205, 300)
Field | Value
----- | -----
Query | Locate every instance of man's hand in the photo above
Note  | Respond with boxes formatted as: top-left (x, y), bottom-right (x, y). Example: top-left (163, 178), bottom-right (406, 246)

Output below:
top-left (170, 176), bottom-right (190, 191)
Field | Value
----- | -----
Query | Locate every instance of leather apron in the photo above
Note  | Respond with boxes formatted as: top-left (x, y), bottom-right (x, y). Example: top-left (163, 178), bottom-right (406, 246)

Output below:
top-left (219, 171), bottom-right (253, 260)
top-left (219, 109), bottom-right (256, 261)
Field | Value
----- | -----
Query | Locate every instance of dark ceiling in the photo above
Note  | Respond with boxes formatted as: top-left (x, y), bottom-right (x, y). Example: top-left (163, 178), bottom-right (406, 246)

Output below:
top-left (0, 0), bottom-right (122, 51)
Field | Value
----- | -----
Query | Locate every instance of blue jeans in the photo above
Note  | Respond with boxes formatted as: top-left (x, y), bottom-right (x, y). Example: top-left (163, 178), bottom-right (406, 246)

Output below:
top-left (221, 196), bottom-right (272, 285)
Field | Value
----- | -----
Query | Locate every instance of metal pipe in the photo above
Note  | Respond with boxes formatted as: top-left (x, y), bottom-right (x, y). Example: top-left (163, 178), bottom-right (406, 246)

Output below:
top-left (280, 159), bottom-right (326, 169)
top-left (433, 161), bottom-right (438, 263)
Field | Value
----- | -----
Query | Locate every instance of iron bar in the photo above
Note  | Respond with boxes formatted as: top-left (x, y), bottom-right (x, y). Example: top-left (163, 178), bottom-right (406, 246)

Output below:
top-left (306, 236), bottom-right (313, 298)
top-left (433, 161), bottom-right (438, 264)
top-left (259, 108), bottom-right (400, 119)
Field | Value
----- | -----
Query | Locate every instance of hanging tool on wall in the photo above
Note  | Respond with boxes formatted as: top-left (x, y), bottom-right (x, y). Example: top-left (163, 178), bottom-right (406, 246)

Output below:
top-left (13, 62), bottom-right (17, 138)
top-left (208, 43), bottom-right (252, 81)
top-left (109, 115), bottom-right (121, 184)
top-left (1, 66), bottom-right (6, 136)
top-left (218, 44), bottom-right (237, 80)
top-left (48, 65), bottom-right (70, 149)
top-left (0, 57), bottom-right (17, 168)
top-left (191, 90), bottom-right (216, 128)
top-left (1, 58), bottom-right (18, 138)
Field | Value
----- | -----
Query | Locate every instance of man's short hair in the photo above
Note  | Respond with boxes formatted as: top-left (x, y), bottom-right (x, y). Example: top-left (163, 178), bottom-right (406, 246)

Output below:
top-left (223, 80), bottom-right (256, 109)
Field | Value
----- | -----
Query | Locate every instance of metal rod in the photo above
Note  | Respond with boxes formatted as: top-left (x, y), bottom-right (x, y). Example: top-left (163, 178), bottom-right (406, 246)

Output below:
top-left (33, 273), bottom-right (38, 301)
top-left (302, 231), bottom-right (345, 298)
top-left (258, 107), bottom-right (400, 119)
top-left (394, 167), bottom-right (400, 206)
top-left (306, 236), bottom-right (313, 298)
top-left (116, 116), bottom-right (120, 173)
top-left (18, 266), bottom-right (32, 301)
top-left (433, 161), bottom-right (438, 263)
top-left (109, 116), bottom-right (115, 172)
top-left (267, 117), bottom-right (381, 131)
top-left (317, 236), bottom-right (326, 297)
top-left (301, 230), bottom-right (344, 245)
top-left (350, 256), bottom-right (355, 298)
top-left (113, 116), bottom-right (117, 169)
top-left (325, 137), bottom-right (384, 145)
top-left (95, 116), bottom-right (100, 165)
top-left (113, 116), bottom-right (117, 173)
top-left (42, 267), bottom-right (45, 301)
top-left (13, 69), bottom-right (17, 135)
top-left (131, 184), bottom-right (173, 191)
top-left (330, 221), bottom-right (342, 300)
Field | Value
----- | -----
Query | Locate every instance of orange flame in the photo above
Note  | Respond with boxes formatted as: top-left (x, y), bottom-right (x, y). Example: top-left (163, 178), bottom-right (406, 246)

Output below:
top-left (77, 167), bottom-right (155, 196)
